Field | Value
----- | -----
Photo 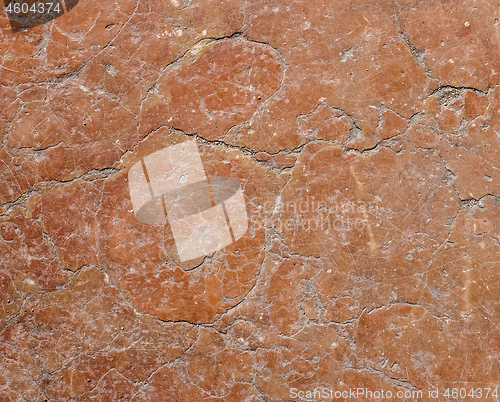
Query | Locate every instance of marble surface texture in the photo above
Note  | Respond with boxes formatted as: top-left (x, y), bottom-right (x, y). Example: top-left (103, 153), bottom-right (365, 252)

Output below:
top-left (1, 0), bottom-right (500, 400)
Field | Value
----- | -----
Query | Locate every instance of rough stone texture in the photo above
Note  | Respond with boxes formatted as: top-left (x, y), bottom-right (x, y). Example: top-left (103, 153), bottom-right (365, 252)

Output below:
top-left (1, 0), bottom-right (500, 400)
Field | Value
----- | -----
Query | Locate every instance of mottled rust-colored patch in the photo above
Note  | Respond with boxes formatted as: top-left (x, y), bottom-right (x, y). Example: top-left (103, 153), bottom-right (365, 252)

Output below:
top-left (1, 0), bottom-right (500, 399)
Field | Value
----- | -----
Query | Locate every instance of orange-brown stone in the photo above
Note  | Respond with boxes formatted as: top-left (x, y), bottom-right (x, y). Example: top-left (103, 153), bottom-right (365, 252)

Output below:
top-left (1, 0), bottom-right (500, 399)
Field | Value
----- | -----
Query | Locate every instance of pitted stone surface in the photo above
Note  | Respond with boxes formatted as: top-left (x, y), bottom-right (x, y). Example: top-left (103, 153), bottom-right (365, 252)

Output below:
top-left (1, 0), bottom-right (500, 399)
